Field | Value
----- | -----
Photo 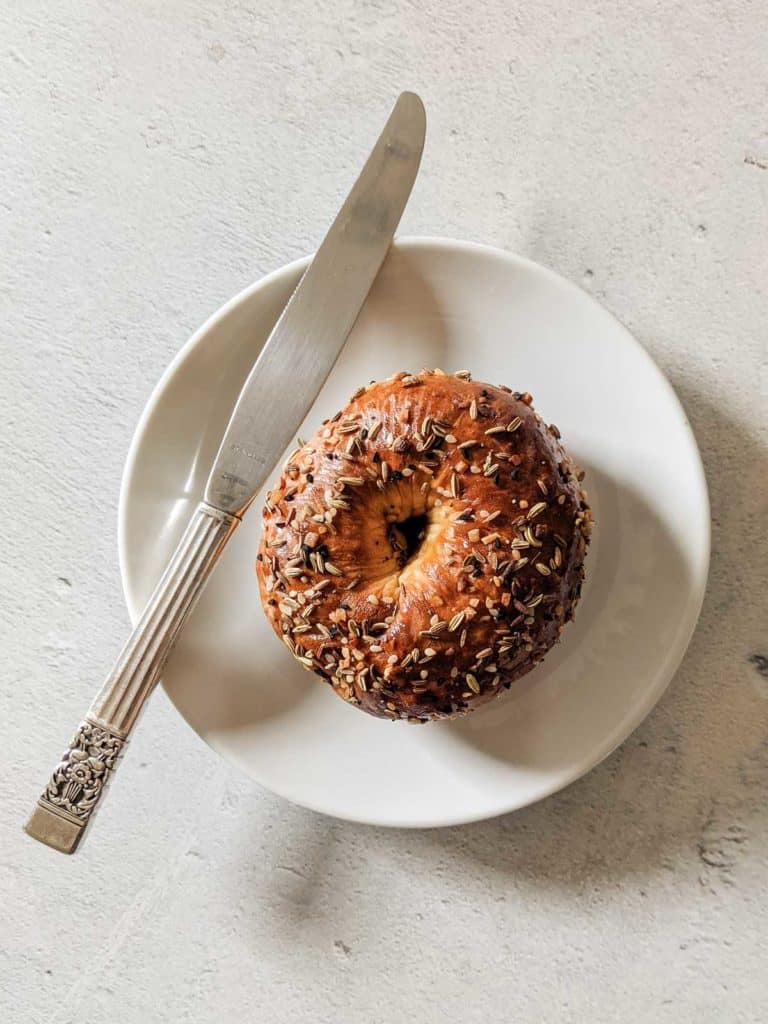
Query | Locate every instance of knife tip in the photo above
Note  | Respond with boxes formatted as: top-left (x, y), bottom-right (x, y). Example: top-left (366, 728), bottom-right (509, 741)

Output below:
top-left (397, 90), bottom-right (425, 108)
top-left (394, 91), bottom-right (426, 138)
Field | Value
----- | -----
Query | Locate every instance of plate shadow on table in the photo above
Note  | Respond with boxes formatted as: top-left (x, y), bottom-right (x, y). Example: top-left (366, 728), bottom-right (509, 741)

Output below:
top-left (233, 388), bottom-right (768, 945)
top-left (408, 386), bottom-right (768, 889)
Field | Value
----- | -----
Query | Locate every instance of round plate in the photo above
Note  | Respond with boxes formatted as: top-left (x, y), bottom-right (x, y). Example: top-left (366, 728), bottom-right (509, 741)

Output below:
top-left (119, 237), bottom-right (709, 827)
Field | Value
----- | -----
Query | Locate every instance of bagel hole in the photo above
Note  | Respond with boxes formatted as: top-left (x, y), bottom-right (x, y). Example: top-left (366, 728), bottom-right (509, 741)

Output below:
top-left (389, 513), bottom-right (429, 565)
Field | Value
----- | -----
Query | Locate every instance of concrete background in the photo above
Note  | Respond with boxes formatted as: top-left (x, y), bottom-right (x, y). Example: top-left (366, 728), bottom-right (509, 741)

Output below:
top-left (2, 1), bottom-right (767, 1021)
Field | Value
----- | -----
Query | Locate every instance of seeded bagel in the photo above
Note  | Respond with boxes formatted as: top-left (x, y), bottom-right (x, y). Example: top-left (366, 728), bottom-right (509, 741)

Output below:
top-left (256, 369), bottom-right (591, 721)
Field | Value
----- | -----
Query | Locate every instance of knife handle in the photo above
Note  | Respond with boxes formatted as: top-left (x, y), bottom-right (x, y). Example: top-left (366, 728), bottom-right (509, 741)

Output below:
top-left (25, 501), bottom-right (239, 854)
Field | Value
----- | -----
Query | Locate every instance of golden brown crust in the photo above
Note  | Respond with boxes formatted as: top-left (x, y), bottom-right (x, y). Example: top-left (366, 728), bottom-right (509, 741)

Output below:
top-left (256, 370), bottom-right (591, 721)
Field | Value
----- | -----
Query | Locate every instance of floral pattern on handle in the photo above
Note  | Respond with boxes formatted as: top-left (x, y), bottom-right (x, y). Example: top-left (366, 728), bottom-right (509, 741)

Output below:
top-left (44, 721), bottom-right (125, 821)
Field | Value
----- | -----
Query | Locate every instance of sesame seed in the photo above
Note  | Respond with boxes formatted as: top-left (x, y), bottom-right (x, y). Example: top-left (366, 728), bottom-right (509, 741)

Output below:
top-left (448, 611), bottom-right (465, 631)
top-left (466, 673), bottom-right (480, 694)
top-left (469, 399), bottom-right (478, 420)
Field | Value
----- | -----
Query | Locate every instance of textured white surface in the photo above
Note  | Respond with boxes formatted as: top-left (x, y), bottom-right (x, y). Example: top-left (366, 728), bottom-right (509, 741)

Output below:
top-left (1, 1), bottom-right (767, 1021)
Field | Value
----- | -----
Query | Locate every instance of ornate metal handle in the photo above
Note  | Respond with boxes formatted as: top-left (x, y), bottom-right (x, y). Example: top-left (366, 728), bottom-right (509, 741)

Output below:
top-left (25, 501), bottom-right (239, 853)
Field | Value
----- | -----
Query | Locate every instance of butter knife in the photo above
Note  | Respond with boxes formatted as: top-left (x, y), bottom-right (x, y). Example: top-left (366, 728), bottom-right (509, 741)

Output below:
top-left (26, 91), bottom-right (426, 853)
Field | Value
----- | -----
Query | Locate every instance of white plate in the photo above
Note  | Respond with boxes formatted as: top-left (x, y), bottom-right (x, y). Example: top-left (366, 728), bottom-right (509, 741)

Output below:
top-left (119, 237), bottom-right (710, 827)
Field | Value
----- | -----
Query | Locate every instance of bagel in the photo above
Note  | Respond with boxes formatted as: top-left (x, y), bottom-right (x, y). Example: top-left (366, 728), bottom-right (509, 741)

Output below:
top-left (256, 369), bottom-right (591, 721)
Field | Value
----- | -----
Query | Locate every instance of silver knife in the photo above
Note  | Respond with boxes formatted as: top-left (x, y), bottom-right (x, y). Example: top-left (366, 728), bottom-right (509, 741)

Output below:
top-left (26, 91), bottom-right (426, 854)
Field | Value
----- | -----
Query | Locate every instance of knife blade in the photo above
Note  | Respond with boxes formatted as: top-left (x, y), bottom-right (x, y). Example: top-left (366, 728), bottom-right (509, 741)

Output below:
top-left (25, 91), bottom-right (426, 853)
top-left (207, 90), bottom-right (426, 514)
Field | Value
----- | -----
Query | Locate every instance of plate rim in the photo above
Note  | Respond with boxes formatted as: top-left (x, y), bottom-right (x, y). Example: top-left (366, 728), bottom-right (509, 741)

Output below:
top-left (117, 235), bottom-right (711, 827)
